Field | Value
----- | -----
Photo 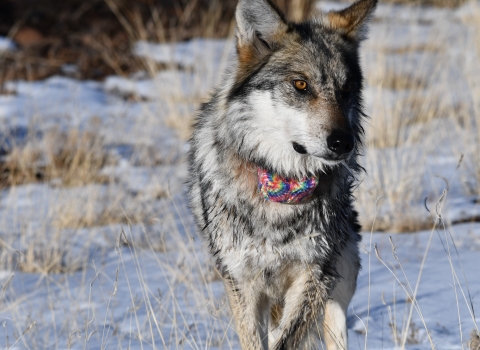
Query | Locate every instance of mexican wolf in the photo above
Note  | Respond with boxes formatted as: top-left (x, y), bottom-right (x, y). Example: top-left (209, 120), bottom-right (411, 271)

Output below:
top-left (188, 0), bottom-right (376, 348)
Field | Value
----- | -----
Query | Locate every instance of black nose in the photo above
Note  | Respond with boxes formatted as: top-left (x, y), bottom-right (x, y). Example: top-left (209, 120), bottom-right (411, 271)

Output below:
top-left (327, 130), bottom-right (355, 156)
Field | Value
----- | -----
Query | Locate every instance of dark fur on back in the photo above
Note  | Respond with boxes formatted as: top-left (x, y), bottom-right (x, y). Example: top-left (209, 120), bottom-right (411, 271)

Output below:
top-left (187, 0), bottom-right (376, 348)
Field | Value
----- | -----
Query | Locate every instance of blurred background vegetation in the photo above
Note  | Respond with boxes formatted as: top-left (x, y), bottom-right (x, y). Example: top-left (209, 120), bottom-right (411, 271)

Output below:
top-left (0, 0), bottom-right (316, 82)
top-left (0, 0), bottom-right (467, 84)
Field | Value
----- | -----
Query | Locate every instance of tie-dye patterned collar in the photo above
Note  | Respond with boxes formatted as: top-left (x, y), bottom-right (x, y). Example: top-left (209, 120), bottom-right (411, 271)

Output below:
top-left (257, 168), bottom-right (318, 204)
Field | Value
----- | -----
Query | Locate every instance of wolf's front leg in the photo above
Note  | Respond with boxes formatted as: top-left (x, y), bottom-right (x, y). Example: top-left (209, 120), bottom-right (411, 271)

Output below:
top-left (323, 240), bottom-right (360, 350)
top-left (323, 299), bottom-right (348, 350)
top-left (270, 269), bottom-right (330, 350)
top-left (224, 276), bottom-right (267, 350)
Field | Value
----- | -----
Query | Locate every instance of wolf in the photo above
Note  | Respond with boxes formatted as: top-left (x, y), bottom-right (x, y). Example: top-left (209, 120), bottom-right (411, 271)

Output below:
top-left (187, 0), bottom-right (376, 349)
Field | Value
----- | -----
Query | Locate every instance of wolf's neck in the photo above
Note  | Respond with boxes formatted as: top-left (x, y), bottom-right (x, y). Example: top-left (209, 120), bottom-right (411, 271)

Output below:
top-left (222, 146), bottom-right (346, 205)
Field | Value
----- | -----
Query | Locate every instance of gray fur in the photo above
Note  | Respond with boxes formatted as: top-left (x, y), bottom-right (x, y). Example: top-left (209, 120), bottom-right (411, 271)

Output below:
top-left (188, 0), bottom-right (377, 348)
top-left (236, 0), bottom-right (286, 48)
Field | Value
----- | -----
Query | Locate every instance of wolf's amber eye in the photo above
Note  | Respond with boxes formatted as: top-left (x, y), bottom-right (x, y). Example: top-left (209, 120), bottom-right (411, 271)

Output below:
top-left (293, 80), bottom-right (308, 91)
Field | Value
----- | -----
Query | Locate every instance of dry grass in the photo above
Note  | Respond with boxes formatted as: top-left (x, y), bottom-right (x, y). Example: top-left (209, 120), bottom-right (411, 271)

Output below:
top-left (271, 0), bottom-right (317, 21)
top-left (0, 222), bottom-right (88, 273)
top-left (0, 128), bottom-right (112, 188)
top-left (381, 44), bottom-right (444, 55)
top-left (357, 148), bottom-right (431, 232)
top-left (0, 124), bottom-right (171, 273)
top-left (380, 0), bottom-right (469, 7)
top-left (0, 0), bottom-right (316, 85)
top-left (105, 0), bottom-right (316, 42)
top-left (4, 240), bottom-right (85, 274)
top-left (368, 70), bottom-right (429, 91)
top-left (469, 330), bottom-right (480, 350)
top-left (460, 4), bottom-right (480, 196)
top-left (354, 1), bottom-right (480, 231)
top-left (52, 186), bottom-right (168, 230)
top-left (389, 321), bottom-right (423, 345)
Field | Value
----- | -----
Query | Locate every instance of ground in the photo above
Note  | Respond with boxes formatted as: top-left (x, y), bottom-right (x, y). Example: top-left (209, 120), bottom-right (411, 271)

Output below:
top-left (0, 1), bottom-right (479, 349)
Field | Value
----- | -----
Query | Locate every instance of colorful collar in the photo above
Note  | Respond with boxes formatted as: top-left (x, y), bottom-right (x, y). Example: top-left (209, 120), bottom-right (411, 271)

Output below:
top-left (257, 168), bottom-right (318, 204)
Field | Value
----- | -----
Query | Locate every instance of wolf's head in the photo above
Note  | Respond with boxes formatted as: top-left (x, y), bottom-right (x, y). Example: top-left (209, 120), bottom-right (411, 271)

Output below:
top-left (220, 0), bottom-right (376, 178)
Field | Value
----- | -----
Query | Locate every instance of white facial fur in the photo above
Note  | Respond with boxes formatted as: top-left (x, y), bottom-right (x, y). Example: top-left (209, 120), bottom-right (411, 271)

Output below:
top-left (238, 90), bottom-right (341, 172)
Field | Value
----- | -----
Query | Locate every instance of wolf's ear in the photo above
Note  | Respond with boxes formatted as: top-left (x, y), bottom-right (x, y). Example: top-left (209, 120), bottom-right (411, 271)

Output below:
top-left (235, 0), bottom-right (287, 64)
top-left (326, 0), bottom-right (377, 41)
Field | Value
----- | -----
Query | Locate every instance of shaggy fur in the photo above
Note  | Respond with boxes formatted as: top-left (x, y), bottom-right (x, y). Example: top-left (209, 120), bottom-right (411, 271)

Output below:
top-left (187, 0), bottom-right (377, 349)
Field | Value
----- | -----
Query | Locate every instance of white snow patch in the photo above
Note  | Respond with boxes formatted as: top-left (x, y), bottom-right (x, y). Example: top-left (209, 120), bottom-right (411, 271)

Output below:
top-left (0, 36), bottom-right (15, 52)
top-left (133, 38), bottom-right (230, 67)
top-left (104, 70), bottom-right (205, 99)
top-left (352, 224), bottom-right (480, 349)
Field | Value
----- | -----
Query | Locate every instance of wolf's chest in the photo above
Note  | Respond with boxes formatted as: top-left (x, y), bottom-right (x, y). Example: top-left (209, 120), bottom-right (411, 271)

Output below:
top-left (219, 231), bottom-right (321, 286)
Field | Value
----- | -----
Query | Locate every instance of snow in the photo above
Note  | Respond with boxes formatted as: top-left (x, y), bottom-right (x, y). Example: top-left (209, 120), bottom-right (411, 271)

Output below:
top-left (0, 36), bottom-right (15, 52)
top-left (351, 224), bottom-right (480, 349)
top-left (133, 39), bottom-right (229, 68)
top-left (104, 70), bottom-right (206, 100)
top-left (0, 1), bottom-right (479, 349)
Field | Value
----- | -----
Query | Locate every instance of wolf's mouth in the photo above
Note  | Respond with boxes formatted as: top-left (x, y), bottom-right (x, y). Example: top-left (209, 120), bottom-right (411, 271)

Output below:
top-left (313, 151), bottom-right (354, 165)
top-left (315, 157), bottom-right (346, 166)
top-left (292, 142), bottom-right (307, 155)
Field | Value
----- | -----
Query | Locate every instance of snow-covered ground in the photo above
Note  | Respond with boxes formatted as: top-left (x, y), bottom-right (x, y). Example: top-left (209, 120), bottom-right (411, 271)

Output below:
top-left (0, 38), bottom-right (15, 53)
top-left (0, 1), bottom-right (479, 349)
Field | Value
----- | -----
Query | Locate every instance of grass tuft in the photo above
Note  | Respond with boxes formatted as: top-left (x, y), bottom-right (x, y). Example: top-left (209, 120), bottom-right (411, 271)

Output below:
top-left (469, 330), bottom-right (480, 350)
top-left (0, 128), bottom-right (112, 188)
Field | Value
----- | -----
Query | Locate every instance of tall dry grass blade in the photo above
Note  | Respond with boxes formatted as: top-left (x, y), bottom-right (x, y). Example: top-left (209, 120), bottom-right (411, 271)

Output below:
top-left (7, 321), bottom-right (36, 350)
top-left (364, 195), bottom-right (384, 350)
top-left (400, 188), bottom-right (446, 349)
top-left (374, 242), bottom-right (435, 349)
